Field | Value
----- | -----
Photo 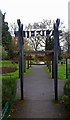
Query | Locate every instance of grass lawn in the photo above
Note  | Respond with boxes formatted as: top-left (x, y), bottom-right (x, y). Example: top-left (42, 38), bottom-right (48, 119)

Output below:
top-left (0, 60), bottom-right (18, 68)
top-left (0, 60), bottom-right (18, 80)
top-left (44, 64), bottom-right (66, 80)
top-left (0, 60), bottom-right (32, 76)
top-left (58, 64), bottom-right (66, 80)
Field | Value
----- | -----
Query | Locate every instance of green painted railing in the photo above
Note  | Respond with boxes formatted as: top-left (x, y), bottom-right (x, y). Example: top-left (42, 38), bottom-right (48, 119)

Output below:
top-left (0, 102), bottom-right (9, 120)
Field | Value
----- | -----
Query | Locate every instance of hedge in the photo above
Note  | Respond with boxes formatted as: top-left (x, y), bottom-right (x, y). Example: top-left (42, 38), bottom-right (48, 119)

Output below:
top-left (2, 77), bottom-right (17, 107)
top-left (63, 80), bottom-right (70, 110)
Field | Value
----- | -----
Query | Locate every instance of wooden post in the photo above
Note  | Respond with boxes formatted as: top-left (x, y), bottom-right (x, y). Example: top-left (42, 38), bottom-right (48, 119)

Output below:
top-left (27, 55), bottom-right (29, 69)
top-left (14, 19), bottom-right (24, 100)
top-left (54, 19), bottom-right (60, 101)
top-left (30, 55), bottom-right (32, 67)
top-left (52, 52), bottom-right (54, 78)
top-left (66, 58), bottom-right (68, 79)
top-left (24, 54), bottom-right (26, 73)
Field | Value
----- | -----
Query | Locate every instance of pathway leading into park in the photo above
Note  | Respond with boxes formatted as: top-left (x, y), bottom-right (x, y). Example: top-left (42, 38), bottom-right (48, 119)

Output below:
top-left (9, 65), bottom-right (70, 118)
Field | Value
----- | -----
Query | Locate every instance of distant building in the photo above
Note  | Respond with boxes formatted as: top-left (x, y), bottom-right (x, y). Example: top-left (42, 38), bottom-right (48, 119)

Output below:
top-left (0, 10), bottom-right (2, 44)
top-left (68, 1), bottom-right (70, 31)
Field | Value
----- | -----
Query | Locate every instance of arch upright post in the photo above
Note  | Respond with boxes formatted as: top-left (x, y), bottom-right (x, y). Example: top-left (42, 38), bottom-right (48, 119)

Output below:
top-left (54, 19), bottom-right (60, 100)
top-left (14, 19), bottom-right (24, 100)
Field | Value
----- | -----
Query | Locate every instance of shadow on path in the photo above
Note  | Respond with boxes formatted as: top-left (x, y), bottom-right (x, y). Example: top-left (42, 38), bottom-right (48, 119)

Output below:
top-left (9, 65), bottom-right (70, 118)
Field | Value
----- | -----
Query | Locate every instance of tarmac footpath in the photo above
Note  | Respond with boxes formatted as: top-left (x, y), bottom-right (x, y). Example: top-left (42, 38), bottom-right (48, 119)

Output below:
top-left (8, 65), bottom-right (70, 118)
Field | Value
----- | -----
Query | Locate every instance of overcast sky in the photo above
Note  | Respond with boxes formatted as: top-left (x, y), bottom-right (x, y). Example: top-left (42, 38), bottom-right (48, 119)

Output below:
top-left (0, 0), bottom-right (69, 29)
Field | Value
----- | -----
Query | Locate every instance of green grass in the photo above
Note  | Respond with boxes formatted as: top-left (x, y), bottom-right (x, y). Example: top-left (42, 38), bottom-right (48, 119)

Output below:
top-left (58, 64), bottom-right (66, 80)
top-left (44, 64), bottom-right (66, 80)
top-left (0, 60), bottom-right (32, 80)
top-left (44, 67), bottom-right (52, 78)
top-left (67, 64), bottom-right (70, 80)
top-left (24, 67), bottom-right (32, 76)
top-left (0, 60), bottom-right (19, 80)
top-left (0, 60), bottom-right (18, 68)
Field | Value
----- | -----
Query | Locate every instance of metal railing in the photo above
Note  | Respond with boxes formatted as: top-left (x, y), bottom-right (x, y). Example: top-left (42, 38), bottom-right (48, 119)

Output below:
top-left (0, 102), bottom-right (9, 120)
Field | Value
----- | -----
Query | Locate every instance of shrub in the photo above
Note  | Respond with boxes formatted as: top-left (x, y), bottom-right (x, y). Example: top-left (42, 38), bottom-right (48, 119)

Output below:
top-left (61, 95), bottom-right (70, 104)
top-left (63, 80), bottom-right (70, 109)
top-left (64, 80), bottom-right (70, 96)
top-left (0, 45), bottom-right (8, 60)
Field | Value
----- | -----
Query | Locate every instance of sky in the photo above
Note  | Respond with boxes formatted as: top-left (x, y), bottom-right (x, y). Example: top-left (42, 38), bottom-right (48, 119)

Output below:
top-left (0, 0), bottom-right (69, 29)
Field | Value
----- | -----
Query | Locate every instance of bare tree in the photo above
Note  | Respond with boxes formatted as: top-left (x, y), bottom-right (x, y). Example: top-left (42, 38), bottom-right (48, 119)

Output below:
top-left (26, 19), bottom-right (53, 51)
top-left (9, 23), bottom-right (18, 36)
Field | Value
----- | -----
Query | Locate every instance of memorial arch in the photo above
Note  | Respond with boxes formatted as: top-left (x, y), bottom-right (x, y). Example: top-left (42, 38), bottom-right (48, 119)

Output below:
top-left (15, 18), bottom-right (61, 100)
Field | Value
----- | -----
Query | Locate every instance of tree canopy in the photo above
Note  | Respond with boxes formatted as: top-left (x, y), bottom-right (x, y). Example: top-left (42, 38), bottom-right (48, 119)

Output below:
top-left (2, 13), bottom-right (14, 59)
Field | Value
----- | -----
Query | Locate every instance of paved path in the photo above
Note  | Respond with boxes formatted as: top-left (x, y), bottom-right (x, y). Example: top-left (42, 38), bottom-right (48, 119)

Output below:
top-left (9, 65), bottom-right (70, 118)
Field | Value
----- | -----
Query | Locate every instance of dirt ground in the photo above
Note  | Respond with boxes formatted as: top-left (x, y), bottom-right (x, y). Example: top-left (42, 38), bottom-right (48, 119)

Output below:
top-left (0, 67), bottom-right (17, 74)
